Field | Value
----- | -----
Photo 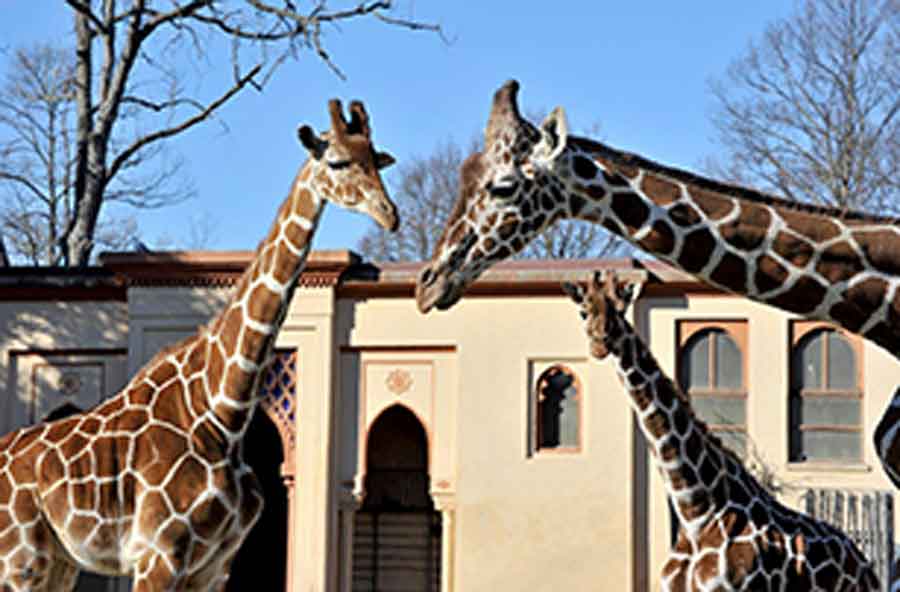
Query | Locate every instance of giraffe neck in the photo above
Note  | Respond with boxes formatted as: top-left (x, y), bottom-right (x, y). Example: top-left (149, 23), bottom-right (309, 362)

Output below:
top-left (606, 319), bottom-right (750, 537)
top-left (204, 162), bottom-right (323, 437)
top-left (553, 136), bottom-right (900, 357)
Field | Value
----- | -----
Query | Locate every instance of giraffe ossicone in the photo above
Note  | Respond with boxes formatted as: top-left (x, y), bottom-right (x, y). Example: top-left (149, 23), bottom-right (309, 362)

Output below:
top-left (0, 98), bottom-right (398, 591)
top-left (566, 270), bottom-right (878, 591)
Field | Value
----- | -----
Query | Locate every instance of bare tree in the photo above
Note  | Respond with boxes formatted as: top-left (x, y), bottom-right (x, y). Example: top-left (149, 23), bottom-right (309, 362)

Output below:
top-left (0, 44), bottom-right (183, 265)
top-left (357, 134), bottom-right (625, 262)
top-left (708, 0), bottom-right (899, 214)
top-left (3, 2), bottom-right (442, 267)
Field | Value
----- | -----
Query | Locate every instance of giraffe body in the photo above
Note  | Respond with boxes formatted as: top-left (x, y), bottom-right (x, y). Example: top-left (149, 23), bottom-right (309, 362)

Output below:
top-left (565, 272), bottom-right (879, 592)
top-left (414, 81), bottom-right (900, 489)
top-left (0, 99), bottom-right (398, 591)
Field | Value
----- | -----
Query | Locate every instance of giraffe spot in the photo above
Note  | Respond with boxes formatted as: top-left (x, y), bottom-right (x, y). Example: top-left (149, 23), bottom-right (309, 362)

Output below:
top-left (115, 409), bottom-right (150, 433)
top-left (217, 307), bottom-right (244, 360)
top-left (147, 358), bottom-right (178, 388)
top-left (497, 219), bottom-right (518, 241)
top-left (767, 276), bottom-right (828, 315)
top-left (531, 213), bottom-right (547, 231)
top-left (0, 471), bottom-right (11, 502)
top-left (696, 453), bottom-right (721, 488)
top-left (569, 194), bottom-right (587, 217)
top-left (239, 325), bottom-right (270, 365)
top-left (95, 396), bottom-right (125, 418)
top-left (815, 241), bottom-right (865, 283)
top-left (510, 237), bottom-right (524, 253)
top-left (291, 188), bottom-right (317, 219)
top-left (165, 457), bottom-right (208, 516)
top-left (853, 230), bottom-right (900, 276)
top-left (692, 550), bottom-right (719, 582)
top-left (640, 174), bottom-right (681, 206)
top-left (709, 252), bottom-right (747, 291)
top-left (611, 192), bottom-right (650, 233)
top-left (725, 540), bottom-right (758, 581)
top-left (273, 242), bottom-right (303, 286)
top-left (152, 382), bottom-right (188, 428)
top-left (830, 278), bottom-right (888, 333)
top-left (71, 481), bottom-right (97, 512)
top-left (771, 231), bottom-right (814, 267)
top-left (718, 212), bottom-right (769, 254)
top-left (637, 220), bottom-right (676, 256)
top-left (126, 384), bottom-right (154, 408)
top-left (668, 203), bottom-right (701, 227)
top-left (659, 440), bottom-right (678, 462)
top-left (45, 418), bottom-right (79, 444)
top-left (137, 490), bottom-right (170, 534)
top-left (812, 562), bottom-right (842, 590)
top-left (678, 229), bottom-right (717, 273)
top-left (239, 472), bottom-right (263, 527)
top-left (190, 496), bottom-right (231, 541)
top-left (520, 200), bottom-right (532, 218)
top-left (643, 411), bottom-right (671, 439)
top-left (585, 183), bottom-right (609, 202)
top-left (188, 377), bottom-right (207, 417)
top-left (602, 170), bottom-right (630, 188)
top-left (863, 321), bottom-right (895, 352)
top-left (754, 255), bottom-right (790, 294)
top-left (222, 362), bottom-right (253, 407)
top-left (679, 497), bottom-right (710, 522)
top-left (92, 436), bottom-right (129, 479)
top-left (9, 428), bottom-right (41, 455)
top-left (283, 221), bottom-right (310, 250)
top-left (782, 209), bottom-right (841, 242)
top-left (540, 191), bottom-right (555, 211)
top-left (483, 237), bottom-right (496, 252)
top-left (493, 245), bottom-right (512, 261)
top-left (208, 342), bottom-right (225, 397)
top-left (134, 424), bottom-right (188, 477)
top-left (246, 284), bottom-right (282, 330)
top-left (573, 155), bottom-right (598, 180)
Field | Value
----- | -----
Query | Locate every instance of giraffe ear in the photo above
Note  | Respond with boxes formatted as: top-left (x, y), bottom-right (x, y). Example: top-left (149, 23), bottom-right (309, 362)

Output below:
top-left (375, 151), bottom-right (396, 170)
top-left (539, 106), bottom-right (569, 160)
top-left (298, 125), bottom-right (328, 159)
top-left (615, 281), bottom-right (638, 313)
top-left (561, 281), bottom-right (584, 305)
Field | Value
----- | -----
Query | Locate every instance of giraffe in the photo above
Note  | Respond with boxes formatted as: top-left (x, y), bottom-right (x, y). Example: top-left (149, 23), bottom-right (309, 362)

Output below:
top-left (564, 270), bottom-right (879, 591)
top-left (0, 98), bottom-right (398, 591)
top-left (414, 82), bottom-right (900, 488)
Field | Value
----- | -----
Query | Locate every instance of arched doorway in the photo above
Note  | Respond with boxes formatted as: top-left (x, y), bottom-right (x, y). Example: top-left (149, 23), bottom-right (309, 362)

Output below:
top-left (353, 405), bottom-right (441, 591)
top-left (227, 350), bottom-right (296, 591)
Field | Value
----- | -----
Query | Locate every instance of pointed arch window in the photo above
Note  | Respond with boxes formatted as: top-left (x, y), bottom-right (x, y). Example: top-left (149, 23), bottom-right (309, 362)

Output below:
top-left (789, 323), bottom-right (863, 463)
top-left (534, 364), bottom-right (583, 453)
top-left (677, 321), bottom-right (748, 455)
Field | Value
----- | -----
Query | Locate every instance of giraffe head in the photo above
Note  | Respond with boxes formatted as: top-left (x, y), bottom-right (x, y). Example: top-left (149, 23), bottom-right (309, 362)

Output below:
top-left (297, 99), bottom-right (399, 231)
top-left (562, 271), bottom-right (636, 359)
top-left (415, 80), bottom-right (553, 313)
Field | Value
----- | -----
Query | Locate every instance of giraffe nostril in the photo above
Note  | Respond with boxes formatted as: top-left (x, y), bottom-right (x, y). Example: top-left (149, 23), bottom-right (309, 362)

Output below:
top-left (419, 267), bottom-right (434, 286)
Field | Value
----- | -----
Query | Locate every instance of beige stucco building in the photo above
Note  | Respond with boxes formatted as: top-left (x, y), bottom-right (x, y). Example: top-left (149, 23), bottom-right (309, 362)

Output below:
top-left (1, 251), bottom-right (897, 591)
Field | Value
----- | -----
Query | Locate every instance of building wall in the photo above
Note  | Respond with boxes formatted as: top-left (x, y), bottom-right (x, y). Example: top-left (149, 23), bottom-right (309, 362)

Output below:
top-left (641, 292), bottom-right (900, 590)
top-left (337, 294), bottom-right (639, 592)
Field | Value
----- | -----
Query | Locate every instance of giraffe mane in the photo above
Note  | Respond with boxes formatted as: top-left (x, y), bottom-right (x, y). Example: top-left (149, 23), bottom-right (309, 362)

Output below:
top-left (569, 135), bottom-right (900, 224)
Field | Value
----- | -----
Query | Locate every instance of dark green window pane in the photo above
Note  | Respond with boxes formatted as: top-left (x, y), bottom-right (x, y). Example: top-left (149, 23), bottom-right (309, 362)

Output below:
top-left (793, 332), bottom-right (823, 389)
top-left (692, 395), bottom-right (746, 427)
top-left (714, 332), bottom-right (743, 389)
top-left (798, 430), bottom-right (862, 461)
top-left (827, 332), bottom-right (856, 390)
top-left (792, 396), bottom-right (860, 426)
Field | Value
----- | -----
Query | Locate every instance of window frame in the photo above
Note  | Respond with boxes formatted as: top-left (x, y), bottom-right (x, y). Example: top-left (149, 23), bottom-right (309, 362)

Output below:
top-left (788, 321), bottom-right (864, 464)
top-left (533, 363), bottom-right (584, 455)
top-left (676, 320), bottom-right (749, 441)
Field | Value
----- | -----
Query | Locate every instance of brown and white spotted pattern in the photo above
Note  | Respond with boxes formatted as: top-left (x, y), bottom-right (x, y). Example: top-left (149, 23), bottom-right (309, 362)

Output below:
top-left (565, 271), bottom-right (879, 591)
top-left (0, 99), bottom-right (398, 591)
top-left (414, 83), bottom-right (900, 491)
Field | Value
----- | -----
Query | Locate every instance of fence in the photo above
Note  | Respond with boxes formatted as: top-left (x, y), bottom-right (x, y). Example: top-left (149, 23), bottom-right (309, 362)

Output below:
top-left (803, 488), bottom-right (894, 588)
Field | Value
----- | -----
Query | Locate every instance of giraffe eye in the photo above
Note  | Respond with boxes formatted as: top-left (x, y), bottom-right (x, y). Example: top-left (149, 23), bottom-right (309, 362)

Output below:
top-left (327, 160), bottom-right (352, 170)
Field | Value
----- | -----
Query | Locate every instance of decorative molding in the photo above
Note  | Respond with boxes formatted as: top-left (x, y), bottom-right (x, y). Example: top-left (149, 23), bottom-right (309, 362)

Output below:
top-left (385, 369), bottom-right (413, 395)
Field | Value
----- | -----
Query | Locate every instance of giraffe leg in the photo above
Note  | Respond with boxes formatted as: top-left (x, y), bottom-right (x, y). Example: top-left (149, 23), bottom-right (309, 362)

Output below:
top-left (874, 386), bottom-right (900, 489)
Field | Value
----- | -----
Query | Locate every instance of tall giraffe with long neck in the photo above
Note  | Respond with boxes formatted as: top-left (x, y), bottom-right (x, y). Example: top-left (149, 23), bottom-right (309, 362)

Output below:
top-left (415, 81), bottom-right (900, 487)
top-left (0, 99), bottom-right (398, 591)
top-left (565, 270), bottom-right (878, 591)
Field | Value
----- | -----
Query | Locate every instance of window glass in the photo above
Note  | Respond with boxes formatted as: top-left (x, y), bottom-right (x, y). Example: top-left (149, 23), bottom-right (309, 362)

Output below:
top-left (684, 335), bottom-right (709, 389)
top-left (714, 332), bottom-right (742, 390)
top-left (827, 332), bottom-right (856, 390)
top-left (537, 366), bottom-right (580, 450)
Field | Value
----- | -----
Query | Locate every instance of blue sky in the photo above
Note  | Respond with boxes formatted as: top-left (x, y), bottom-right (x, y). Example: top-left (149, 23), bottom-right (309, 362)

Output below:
top-left (2, 2), bottom-right (792, 254)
